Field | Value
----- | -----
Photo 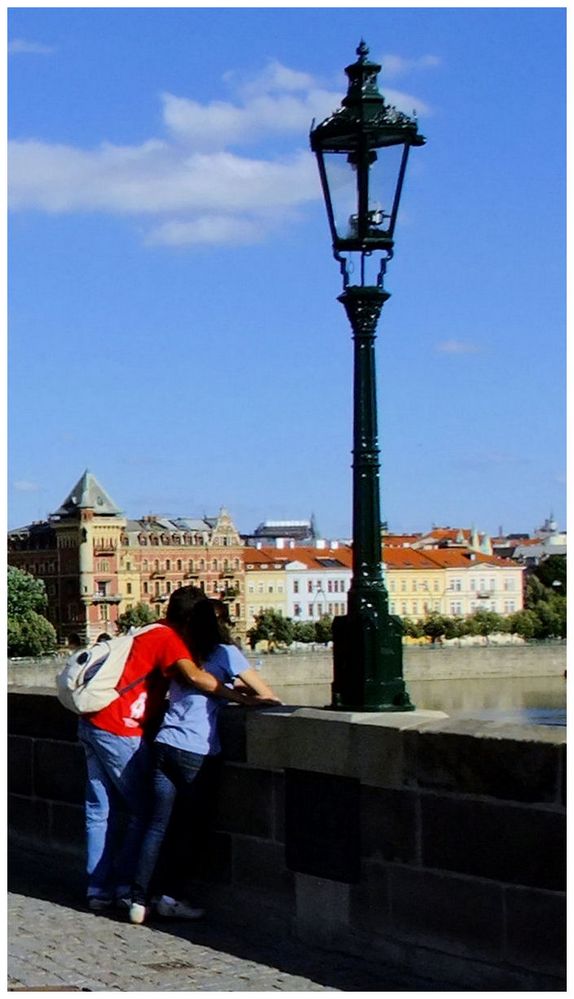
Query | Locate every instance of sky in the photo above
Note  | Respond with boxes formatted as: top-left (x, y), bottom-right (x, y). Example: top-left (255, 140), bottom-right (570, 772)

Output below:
top-left (7, 5), bottom-right (566, 540)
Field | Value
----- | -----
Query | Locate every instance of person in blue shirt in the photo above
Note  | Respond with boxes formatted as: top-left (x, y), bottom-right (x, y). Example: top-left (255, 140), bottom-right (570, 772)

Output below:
top-left (129, 595), bottom-right (280, 924)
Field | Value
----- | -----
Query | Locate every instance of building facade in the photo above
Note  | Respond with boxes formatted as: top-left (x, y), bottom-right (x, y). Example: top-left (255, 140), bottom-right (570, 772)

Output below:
top-left (8, 471), bottom-right (246, 644)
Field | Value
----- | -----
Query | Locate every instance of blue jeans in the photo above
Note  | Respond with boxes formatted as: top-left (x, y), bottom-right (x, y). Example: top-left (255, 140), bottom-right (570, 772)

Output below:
top-left (131, 742), bottom-right (205, 905)
top-left (78, 719), bottom-right (152, 900)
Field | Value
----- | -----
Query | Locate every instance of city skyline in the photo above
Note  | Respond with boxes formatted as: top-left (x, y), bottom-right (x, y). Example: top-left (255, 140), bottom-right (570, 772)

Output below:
top-left (8, 7), bottom-right (566, 538)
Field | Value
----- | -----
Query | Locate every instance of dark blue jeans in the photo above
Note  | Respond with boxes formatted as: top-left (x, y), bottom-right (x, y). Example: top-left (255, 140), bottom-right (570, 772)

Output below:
top-left (131, 742), bottom-right (205, 905)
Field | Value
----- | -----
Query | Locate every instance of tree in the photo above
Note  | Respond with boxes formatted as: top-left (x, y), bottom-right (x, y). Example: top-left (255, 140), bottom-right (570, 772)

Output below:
top-left (443, 616), bottom-right (466, 640)
top-left (402, 617), bottom-right (424, 639)
top-left (247, 609), bottom-right (294, 651)
top-left (534, 554), bottom-right (566, 595)
top-left (7, 567), bottom-right (57, 657)
top-left (116, 602), bottom-right (158, 633)
top-left (293, 621), bottom-right (316, 643)
top-left (463, 610), bottom-right (508, 638)
top-left (422, 613), bottom-right (450, 643)
top-left (314, 614), bottom-right (333, 645)
top-left (507, 609), bottom-right (539, 641)
top-left (8, 566), bottom-right (48, 617)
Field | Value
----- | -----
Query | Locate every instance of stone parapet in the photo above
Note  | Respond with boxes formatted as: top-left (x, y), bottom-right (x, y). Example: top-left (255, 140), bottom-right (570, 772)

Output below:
top-left (8, 690), bottom-right (566, 990)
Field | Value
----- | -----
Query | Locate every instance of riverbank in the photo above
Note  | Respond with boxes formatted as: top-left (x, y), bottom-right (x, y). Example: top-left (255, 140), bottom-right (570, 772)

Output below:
top-left (8, 641), bottom-right (566, 689)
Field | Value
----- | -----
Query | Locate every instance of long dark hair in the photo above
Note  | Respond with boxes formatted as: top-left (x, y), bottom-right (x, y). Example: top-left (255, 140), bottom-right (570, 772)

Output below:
top-left (166, 585), bottom-right (220, 663)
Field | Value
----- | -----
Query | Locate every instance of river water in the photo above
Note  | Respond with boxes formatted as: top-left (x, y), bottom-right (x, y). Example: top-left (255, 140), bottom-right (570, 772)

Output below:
top-left (271, 674), bottom-right (567, 726)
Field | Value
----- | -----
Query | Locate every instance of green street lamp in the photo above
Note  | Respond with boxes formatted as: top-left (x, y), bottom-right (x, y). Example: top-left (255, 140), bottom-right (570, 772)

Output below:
top-left (310, 41), bottom-right (425, 711)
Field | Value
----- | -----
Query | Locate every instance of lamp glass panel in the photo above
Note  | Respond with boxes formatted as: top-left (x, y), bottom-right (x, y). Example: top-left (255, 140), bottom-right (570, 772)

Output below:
top-left (366, 142), bottom-right (405, 236)
top-left (323, 151), bottom-right (360, 242)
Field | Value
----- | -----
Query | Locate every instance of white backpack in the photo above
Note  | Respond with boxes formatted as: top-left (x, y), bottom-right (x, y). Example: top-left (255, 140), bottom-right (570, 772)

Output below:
top-left (56, 624), bottom-right (161, 715)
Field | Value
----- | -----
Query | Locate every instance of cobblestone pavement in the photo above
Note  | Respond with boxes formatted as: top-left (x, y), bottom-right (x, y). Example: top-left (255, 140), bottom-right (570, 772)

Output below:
top-left (9, 842), bottom-right (445, 993)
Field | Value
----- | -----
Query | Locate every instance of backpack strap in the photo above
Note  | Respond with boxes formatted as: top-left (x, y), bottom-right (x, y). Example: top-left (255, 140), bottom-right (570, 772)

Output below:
top-left (117, 672), bottom-right (150, 696)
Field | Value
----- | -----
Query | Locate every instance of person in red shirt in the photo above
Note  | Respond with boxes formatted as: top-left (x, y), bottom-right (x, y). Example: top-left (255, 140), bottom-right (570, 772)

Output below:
top-left (78, 585), bottom-right (258, 911)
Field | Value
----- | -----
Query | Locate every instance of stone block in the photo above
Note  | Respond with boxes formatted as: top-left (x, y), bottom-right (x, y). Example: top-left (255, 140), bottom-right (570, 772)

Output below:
top-left (421, 794), bottom-right (565, 890)
top-left (360, 786), bottom-right (419, 863)
top-left (389, 865), bottom-right (504, 960)
top-left (295, 872), bottom-right (351, 948)
top-left (50, 801), bottom-right (85, 852)
top-left (8, 736), bottom-right (33, 795)
top-left (8, 794), bottom-right (51, 845)
top-left (272, 772), bottom-right (285, 843)
top-left (245, 710), bottom-right (294, 770)
top-left (8, 692), bottom-right (78, 742)
top-left (286, 712), bottom-right (356, 777)
top-left (405, 725), bottom-right (563, 802)
top-left (285, 768), bottom-right (360, 883)
top-left (349, 859), bottom-right (390, 935)
top-left (218, 705), bottom-right (247, 762)
top-left (504, 886), bottom-right (566, 975)
top-left (352, 723), bottom-right (406, 788)
top-left (215, 765), bottom-right (275, 838)
top-left (231, 835), bottom-right (294, 899)
top-left (34, 740), bottom-right (86, 804)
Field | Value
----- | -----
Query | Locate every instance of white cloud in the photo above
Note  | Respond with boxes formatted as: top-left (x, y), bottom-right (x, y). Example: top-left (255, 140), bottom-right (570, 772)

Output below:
top-left (380, 53), bottom-right (441, 79)
top-left (435, 339), bottom-right (481, 355)
top-left (13, 480), bottom-right (41, 492)
top-left (9, 38), bottom-right (54, 55)
top-left (8, 59), bottom-right (429, 247)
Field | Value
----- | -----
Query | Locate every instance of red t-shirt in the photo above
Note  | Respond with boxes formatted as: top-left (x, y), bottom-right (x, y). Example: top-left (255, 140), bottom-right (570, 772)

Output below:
top-left (86, 623), bottom-right (191, 737)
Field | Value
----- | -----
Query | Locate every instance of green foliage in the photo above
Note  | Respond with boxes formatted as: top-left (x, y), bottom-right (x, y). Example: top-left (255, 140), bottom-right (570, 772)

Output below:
top-left (7, 567), bottom-right (56, 656)
top-left (116, 602), bottom-right (159, 633)
top-left (506, 609), bottom-right (539, 641)
top-left (293, 621), bottom-right (316, 643)
top-left (314, 614), bottom-right (333, 645)
top-left (463, 610), bottom-right (508, 637)
top-left (8, 610), bottom-right (57, 657)
top-left (523, 570), bottom-right (567, 639)
top-left (421, 613), bottom-right (450, 643)
top-left (534, 554), bottom-right (566, 594)
top-left (443, 616), bottom-right (466, 639)
top-left (8, 567), bottom-right (48, 617)
top-left (247, 609), bottom-right (294, 650)
top-left (402, 617), bottom-right (424, 638)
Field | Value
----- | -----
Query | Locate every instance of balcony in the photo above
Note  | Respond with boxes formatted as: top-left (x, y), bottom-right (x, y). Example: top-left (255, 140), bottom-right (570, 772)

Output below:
top-left (91, 593), bottom-right (122, 604)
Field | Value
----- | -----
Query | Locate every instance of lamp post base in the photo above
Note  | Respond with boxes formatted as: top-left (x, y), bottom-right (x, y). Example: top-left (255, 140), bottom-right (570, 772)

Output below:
top-left (331, 609), bottom-right (415, 712)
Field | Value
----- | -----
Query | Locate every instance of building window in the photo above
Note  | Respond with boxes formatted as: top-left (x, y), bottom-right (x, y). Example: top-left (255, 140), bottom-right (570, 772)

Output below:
top-left (412, 581), bottom-right (418, 592)
top-left (328, 580), bottom-right (333, 593)
top-left (308, 580), bottom-right (313, 593)
top-left (268, 585), bottom-right (273, 593)
top-left (97, 581), bottom-right (108, 596)
top-left (248, 583), bottom-right (255, 593)
top-left (166, 559), bottom-right (171, 571)
top-left (293, 580), bottom-right (299, 594)
top-left (127, 583), bottom-right (132, 595)
top-left (99, 604), bottom-right (109, 621)
top-left (450, 601), bottom-right (462, 615)
top-left (177, 559), bottom-right (182, 572)
top-left (308, 604), bottom-right (314, 617)
top-left (401, 580), bottom-right (407, 592)
top-left (317, 603), bottom-right (323, 616)
top-left (143, 582), bottom-right (149, 594)
top-left (294, 603), bottom-right (301, 617)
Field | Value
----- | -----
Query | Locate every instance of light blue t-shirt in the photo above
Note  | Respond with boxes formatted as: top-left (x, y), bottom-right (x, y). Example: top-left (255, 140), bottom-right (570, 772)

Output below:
top-left (155, 644), bottom-right (250, 756)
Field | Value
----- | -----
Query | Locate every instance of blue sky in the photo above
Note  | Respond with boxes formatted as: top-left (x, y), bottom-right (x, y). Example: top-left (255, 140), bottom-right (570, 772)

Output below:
top-left (8, 6), bottom-right (566, 539)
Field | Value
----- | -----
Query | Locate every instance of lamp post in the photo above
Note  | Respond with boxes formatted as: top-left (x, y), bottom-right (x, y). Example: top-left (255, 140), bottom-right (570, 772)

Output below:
top-left (310, 41), bottom-right (425, 711)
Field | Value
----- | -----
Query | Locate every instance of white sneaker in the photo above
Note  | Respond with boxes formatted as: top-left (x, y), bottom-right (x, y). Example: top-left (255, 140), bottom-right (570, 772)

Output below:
top-left (129, 902), bottom-right (148, 925)
top-left (155, 895), bottom-right (205, 920)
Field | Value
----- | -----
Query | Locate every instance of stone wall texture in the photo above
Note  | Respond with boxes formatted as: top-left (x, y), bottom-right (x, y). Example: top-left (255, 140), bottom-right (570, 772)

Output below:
top-left (8, 689), bottom-right (566, 991)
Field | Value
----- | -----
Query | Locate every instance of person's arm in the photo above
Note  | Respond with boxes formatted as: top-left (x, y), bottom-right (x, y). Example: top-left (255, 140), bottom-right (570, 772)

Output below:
top-left (174, 657), bottom-right (262, 705)
top-left (234, 667), bottom-right (282, 704)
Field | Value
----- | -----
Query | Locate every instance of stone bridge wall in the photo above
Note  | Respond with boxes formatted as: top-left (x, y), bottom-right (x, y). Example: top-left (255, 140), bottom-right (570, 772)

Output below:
top-left (8, 690), bottom-right (566, 991)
